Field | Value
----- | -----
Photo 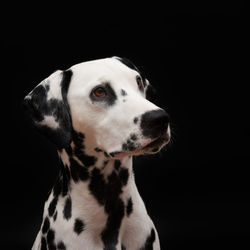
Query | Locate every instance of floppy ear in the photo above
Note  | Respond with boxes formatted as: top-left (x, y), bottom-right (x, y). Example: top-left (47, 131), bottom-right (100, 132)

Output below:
top-left (144, 79), bottom-right (157, 102)
top-left (23, 70), bottom-right (73, 149)
top-left (114, 56), bottom-right (157, 101)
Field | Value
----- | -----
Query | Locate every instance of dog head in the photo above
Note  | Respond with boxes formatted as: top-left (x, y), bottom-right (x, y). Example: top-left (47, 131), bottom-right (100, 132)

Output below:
top-left (23, 57), bottom-right (170, 158)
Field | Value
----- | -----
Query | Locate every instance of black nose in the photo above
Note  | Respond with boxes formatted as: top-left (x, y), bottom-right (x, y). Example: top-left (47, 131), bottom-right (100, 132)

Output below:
top-left (140, 109), bottom-right (169, 138)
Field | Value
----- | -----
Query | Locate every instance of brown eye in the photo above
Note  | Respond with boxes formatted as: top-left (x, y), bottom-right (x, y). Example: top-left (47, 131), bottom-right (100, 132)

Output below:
top-left (136, 76), bottom-right (143, 90)
top-left (93, 87), bottom-right (106, 97)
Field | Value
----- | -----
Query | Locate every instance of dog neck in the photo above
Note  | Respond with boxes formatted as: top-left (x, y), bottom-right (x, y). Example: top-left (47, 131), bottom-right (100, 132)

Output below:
top-left (56, 130), bottom-right (134, 201)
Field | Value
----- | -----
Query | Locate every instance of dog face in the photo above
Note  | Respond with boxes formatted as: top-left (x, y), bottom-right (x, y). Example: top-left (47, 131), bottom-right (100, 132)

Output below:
top-left (24, 57), bottom-right (170, 157)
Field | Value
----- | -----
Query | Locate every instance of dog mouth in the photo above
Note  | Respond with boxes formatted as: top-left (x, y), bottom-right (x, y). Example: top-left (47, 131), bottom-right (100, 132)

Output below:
top-left (141, 134), bottom-right (170, 152)
top-left (110, 134), bottom-right (170, 158)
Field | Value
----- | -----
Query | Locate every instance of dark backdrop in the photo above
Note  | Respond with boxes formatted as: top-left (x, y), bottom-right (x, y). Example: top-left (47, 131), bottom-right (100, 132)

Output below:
top-left (1, 2), bottom-right (249, 249)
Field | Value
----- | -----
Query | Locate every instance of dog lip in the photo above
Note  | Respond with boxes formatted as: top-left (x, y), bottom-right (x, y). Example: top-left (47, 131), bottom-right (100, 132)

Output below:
top-left (141, 138), bottom-right (158, 149)
top-left (141, 135), bottom-right (170, 153)
top-left (110, 135), bottom-right (169, 158)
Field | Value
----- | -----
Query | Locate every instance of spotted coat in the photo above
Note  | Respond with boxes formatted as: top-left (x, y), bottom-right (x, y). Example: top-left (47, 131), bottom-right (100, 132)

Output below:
top-left (24, 57), bottom-right (171, 250)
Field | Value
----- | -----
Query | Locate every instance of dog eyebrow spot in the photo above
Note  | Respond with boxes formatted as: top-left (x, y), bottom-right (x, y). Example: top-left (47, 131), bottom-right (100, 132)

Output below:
top-left (121, 89), bottom-right (127, 96)
top-left (90, 82), bottom-right (117, 106)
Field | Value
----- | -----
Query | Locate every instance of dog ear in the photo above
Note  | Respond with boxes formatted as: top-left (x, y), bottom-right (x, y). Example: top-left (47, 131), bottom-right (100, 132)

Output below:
top-left (114, 56), bottom-right (157, 101)
top-left (144, 79), bottom-right (157, 102)
top-left (23, 70), bottom-right (73, 149)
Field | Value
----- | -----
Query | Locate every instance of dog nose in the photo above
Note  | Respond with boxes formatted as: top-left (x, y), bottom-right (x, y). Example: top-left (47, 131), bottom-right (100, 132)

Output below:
top-left (140, 109), bottom-right (170, 138)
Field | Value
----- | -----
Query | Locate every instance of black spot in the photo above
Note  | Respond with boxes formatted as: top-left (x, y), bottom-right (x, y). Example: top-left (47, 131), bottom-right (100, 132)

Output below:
top-left (134, 117), bottom-right (138, 124)
top-left (121, 89), bottom-right (127, 96)
top-left (74, 218), bottom-right (85, 235)
top-left (102, 160), bottom-right (109, 170)
top-left (130, 134), bottom-right (137, 141)
top-left (102, 82), bottom-right (117, 106)
top-left (53, 178), bottom-right (62, 197)
top-left (123, 99), bottom-right (126, 102)
top-left (122, 143), bottom-right (128, 151)
top-left (89, 169), bottom-right (127, 249)
top-left (57, 241), bottom-right (66, 250)
top-left (45, 84), bottom-right (50, 91)
top-left (105, 83), bottom-right (117, 106)
top-left (70, 157), bottom-right (89, 183)
top-left (127, 139), bottom-right (137, 151)
top-left (54, 159), bottom-right (70, 197)
top-left (89, 168), bottom-right (106, 205)
top-left (61, 166), bottom-right (70, 196)
top-left (126, 198), bottom-right (133, 216)
top-left (122, 140), bottom-right (136, 151)
top-left (59, 69), bottom-right (74, 148)
top-left (72, 131), bottom-right (97, 167)
top-left (140, 228), bottom-right (156, 250)
top-left (119, 168), bottom-right (129, 186)
top-left (114, 160), bottom-right (121, 171)
top-left (42, 217), bottom-right (50, 234)
top-left (95, 147), bottom-right (103, 152)
top-left (41, 237), bottom-right (47, 250)
top-left (109, 151), bottom-right (122, 157)
top-left (48, 197), bottom-right (58, 217)
top-left (121, 245), bottom-right (126, 250)
top-left (104, 151), bottom-right (109, 158)
top-left (53, 211), bottom-right (57, 221)
top-left (47, 229), bottom-right (56, 250)
top-left (90, 82), bottom-right (117, 106)
top-left (101, 198), bottom-right (125, 250)
top-left (61, 70), bottom-right (73, 99)
top-left (63, 197), bottom-right (72, 220)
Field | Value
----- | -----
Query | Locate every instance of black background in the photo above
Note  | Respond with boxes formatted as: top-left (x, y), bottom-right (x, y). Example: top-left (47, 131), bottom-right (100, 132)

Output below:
top-left (1, 1), bottom-right (249, 249)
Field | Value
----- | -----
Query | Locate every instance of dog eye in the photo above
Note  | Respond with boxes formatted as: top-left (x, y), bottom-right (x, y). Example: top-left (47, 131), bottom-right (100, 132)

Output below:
top-left (92, 87), bottom-right (106, 97)
top-left (136, 76), bottom-right (143, 90)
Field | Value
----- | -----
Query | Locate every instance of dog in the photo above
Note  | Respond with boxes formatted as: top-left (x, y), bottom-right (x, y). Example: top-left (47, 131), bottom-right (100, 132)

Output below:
top-left (24, 57), bottom-right (171, 250)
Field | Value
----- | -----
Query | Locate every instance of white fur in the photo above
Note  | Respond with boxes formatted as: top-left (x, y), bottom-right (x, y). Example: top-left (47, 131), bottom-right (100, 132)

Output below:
top-left (39, 115), bottom-right (59, 129)
top-left (31, 57), bottom-right (169, 250)
top-left (67, 58), bottom-right (164, 154)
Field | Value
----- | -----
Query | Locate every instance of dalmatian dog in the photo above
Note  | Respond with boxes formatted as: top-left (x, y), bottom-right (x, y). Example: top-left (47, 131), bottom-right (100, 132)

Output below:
top-left (24, 57), bottom-right (170, 250)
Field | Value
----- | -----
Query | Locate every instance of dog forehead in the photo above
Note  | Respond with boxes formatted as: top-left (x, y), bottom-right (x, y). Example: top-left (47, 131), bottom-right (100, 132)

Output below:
top-left (69, 58), bottom-right (138, 88)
